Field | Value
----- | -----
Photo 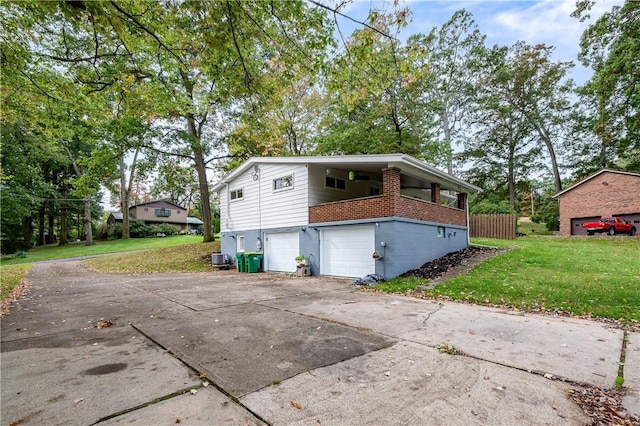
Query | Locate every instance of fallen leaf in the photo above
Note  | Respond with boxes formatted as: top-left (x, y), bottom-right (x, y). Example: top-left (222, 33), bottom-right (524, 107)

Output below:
top-left (96, 320), bottom-right (114, 329)
top-left (199, 372), bottom-right (207, 379)
top-left (291, 401), bottom-right (302, 409)
top-left (175, 418), bottom-right (181, 423)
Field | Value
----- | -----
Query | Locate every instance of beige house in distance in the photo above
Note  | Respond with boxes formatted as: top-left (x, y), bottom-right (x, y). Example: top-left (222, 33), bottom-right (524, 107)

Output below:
top-left (107, 200), bottom-right (203, 234)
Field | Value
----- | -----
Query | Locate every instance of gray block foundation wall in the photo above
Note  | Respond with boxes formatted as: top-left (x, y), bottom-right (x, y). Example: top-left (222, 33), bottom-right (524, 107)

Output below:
top-left (220, 217), bottom-right (469, 279)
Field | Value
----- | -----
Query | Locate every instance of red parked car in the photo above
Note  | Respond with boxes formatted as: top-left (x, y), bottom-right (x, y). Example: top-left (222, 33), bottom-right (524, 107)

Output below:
top-left (582, 217), bottom-right (636, 236)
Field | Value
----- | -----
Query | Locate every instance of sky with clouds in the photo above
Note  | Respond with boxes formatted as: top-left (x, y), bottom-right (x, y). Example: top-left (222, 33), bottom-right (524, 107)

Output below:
top-left (333, 0), bottom-right (624, 85)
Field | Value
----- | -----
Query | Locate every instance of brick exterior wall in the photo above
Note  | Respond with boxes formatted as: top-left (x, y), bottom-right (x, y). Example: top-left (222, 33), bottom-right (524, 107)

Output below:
top-left (558, 171), bottom-right (640, 236)
top-left (309, 167), bottom-right (467, 226)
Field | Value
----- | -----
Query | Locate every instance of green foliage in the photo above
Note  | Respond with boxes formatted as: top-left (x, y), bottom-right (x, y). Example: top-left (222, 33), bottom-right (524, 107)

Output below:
top-left (2, 235), bottom-right (203, 266)
top-left (574, 1), bottom-right (640, 170)
top-left (426, 237), bottom-right (640, 323)
top-left (470, 200), bottom-right (515, 215)
top-left (0, 264), bottom-right (31, 301)
top-left (150, 223), bottom-right (179, 236)
top-left (128, 219), bottom-right (152, 238)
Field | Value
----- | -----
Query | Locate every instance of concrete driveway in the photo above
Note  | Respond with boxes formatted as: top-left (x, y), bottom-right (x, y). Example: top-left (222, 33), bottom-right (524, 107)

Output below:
top-left (1, 261), bottom-right (638, 425)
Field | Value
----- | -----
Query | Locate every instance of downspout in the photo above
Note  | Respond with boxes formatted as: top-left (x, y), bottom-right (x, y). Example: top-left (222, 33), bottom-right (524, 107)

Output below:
top-left (466, 195), bottom-right (470, 246)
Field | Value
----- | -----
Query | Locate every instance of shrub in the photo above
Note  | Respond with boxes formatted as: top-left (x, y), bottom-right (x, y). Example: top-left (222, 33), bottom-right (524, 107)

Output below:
top-left (129, 219), bottom-right (152, 238)
top-left (150, 223), bottom-right (179, 236)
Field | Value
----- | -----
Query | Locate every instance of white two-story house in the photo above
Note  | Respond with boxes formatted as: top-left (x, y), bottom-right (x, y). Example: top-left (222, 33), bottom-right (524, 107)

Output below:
top-left (212, 154), bottom-right (481, 279)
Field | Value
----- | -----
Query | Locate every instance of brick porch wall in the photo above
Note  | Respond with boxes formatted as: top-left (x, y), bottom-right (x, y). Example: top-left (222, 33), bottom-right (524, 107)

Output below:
top-left (309, 167), bottom-right (467, 226)
top-left (558, 172), bottom-right (640, 236)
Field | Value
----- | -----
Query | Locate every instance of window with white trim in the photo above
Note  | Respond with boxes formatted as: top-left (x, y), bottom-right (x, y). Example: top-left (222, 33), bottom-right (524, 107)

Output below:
top-left (325, 176), bottom-right (346, 190)
top-left (237, 235), bottom-right (245, 252)
top-left (230, 188), bottom-right (243, 201)
top-left (273, 175), bottom-right (293, 191)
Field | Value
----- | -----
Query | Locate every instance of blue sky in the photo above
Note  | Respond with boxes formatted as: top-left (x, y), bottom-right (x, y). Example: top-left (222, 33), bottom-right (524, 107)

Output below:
top-left (332, 0), bottom-right (624, 84)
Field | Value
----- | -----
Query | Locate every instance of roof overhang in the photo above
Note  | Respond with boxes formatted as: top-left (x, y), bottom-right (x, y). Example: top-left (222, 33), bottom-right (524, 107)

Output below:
top-left (212, 154), bottom-right (481, 193)
top-left (554, 169), bottom-right (640, 198)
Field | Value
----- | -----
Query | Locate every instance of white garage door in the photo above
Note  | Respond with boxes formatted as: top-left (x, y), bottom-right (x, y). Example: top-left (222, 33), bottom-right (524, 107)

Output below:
top-left (321, 226), bottom-right (375, 278)
top-left (264, 232), bottom-right (299, 272)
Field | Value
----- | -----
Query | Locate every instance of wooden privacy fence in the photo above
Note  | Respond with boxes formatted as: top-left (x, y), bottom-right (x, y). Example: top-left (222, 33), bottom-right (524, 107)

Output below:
top-left (470, 214), bottom-right (516, 240)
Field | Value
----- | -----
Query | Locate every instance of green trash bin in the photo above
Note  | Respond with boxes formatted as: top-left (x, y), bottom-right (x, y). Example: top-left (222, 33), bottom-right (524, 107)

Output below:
top-left (245, 252), bottom-right (263, 273)
top-left (235, 252), bottom-right (246, 272)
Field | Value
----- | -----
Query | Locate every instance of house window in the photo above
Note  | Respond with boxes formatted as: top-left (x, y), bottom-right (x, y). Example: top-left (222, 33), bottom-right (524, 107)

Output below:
top-left (273, 175), bottom-right (293, 191)
top-left (369, 186), bottom-right (380, 196)
top-left (230, 188), bottom-right (243, 201)
top-left (155, 208), bottom-right (171, 217)
top-left (325, 176), bottom-right (346, 190)
top-left (437, 226), bottom-right (445, 238)
top-left (237, 235), bottom-right (245, 252)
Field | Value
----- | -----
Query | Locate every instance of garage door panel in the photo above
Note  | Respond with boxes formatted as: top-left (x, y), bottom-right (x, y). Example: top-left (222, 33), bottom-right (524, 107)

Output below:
top-left (571, 216), bottom-right (601, 236)
top-left (321, 227), bottom-right (374, 278)
top-left (265, 232), bottom-right (299, 272)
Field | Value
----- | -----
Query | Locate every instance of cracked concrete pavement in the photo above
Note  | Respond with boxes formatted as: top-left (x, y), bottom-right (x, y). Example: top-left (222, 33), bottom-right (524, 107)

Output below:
top-left (1, 261), bottom-right (637, 425)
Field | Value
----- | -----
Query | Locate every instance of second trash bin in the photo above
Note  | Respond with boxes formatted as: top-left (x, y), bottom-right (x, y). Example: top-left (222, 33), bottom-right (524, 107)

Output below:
top-left (235, 252), bottom-right (246, 272)
top-left (245, 252), bottom-right (263, 273)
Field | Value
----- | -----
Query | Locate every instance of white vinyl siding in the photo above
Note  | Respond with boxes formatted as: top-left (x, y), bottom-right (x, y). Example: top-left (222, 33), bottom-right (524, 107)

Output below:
top-left (220, 164), bottom-right (309, 232)
top-left (257, 165), bottom-right (309, 229)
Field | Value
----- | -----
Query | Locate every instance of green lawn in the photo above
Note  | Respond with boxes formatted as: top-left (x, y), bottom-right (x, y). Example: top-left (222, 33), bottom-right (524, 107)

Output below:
top-left (83, 241), bottom-right (220, 273)
top-left (3, 234), bottom-right (639, 324)
top-left (1, 264), bottom-right (31, 301)
top-left (384, 236), bottom-right (640, 323)
top-left (1, 235), bottom-right (204, 265)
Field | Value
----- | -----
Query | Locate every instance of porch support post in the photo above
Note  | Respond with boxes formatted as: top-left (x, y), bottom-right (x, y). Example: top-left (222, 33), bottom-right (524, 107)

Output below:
top-left (457, 192), bottom-right (467, 211)
top-left (382, 167), bottom-right (401, 216)
top-left (431, 183), bottom-right (441, 204)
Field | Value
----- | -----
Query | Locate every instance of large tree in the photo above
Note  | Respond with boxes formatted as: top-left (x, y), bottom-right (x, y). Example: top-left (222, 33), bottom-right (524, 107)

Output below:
top-left (407, 10), bottom-right (487, 174)
top-left (573, 0), bottom-right (640, 172)
top-left (464, 44), bottom-right (542, 210)
top-left (318, 8), bottom-right (434, 159)
top-left (3, 1), bottom-right (333, 243)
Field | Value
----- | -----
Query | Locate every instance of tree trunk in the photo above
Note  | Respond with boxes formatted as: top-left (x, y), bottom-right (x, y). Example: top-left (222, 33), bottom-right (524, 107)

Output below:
top-left (120, 155), bottom-right (130, 239)
top-left (38, 204), bottom-right (45, 246)
top-left (441, 109), bottom-right (453, 175)
top-left (48, 209), bottom-right (55, 244)
top-left (59, 204), bottom-right (68, 246)
top-left (181, 71), bottom-right (214, 242)
top-left (535, 126), bottom-right (562, 194)
top-left (192, 131), bottom-right (214, 243)
top-left (23, 216), bottom-right (34, 249)
top-left (84, 198), bottom-right (93, 245)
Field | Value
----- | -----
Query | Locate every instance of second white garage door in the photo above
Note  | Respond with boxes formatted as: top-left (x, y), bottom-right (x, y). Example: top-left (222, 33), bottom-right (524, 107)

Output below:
top-left (264, 232), bottom-right (299, 272)
top-left (321, 226), bottom-right (375, 277)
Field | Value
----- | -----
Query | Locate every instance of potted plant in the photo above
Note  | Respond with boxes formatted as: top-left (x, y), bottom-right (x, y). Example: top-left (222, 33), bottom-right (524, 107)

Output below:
top-left (295, 255), bottom-right (308, 266)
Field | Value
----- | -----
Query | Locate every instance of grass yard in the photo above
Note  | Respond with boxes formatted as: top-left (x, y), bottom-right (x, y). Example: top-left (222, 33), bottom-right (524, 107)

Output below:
top-left (0, 264), bottom-right (31, 301)
top-left (83, 241), bottom-right (220, 273)
top-left (1, 235), bottom-right (204, 266)
top-left (384, 236), bottom-right (640, 323)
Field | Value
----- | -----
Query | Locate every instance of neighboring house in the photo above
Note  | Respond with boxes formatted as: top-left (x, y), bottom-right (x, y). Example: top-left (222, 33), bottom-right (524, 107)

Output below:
top-left (212, 154), bottom-right (481, 279)
top-left (107, 200), bottom-right (204, 233)
top-left (554, 169), bottom-right (640, 236)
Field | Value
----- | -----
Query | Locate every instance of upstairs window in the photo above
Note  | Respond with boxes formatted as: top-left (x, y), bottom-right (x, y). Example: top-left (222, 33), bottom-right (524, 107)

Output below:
top-left (369, 186), bottom-right (380, 196)
top-left (230, 188), bottom-right (243, 201)
top-left (155, 208), bottom-right (171, 217)
top-left (273, 175), bottom-right (293, 191)
top-left (325, 176), bottom-right (346, 190)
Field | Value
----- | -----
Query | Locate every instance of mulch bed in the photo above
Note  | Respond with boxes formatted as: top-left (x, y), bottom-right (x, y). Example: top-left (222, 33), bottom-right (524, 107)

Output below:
top-left (399, 245), bottom-right (501, 280)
